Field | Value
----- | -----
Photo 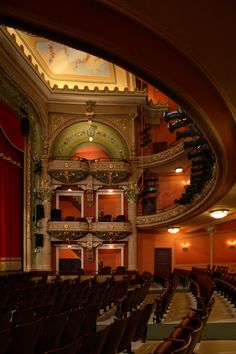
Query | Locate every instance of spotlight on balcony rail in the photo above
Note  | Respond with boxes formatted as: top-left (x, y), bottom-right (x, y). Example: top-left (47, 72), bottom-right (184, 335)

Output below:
top-left (163, 109), bottom-right (188, 122)
top-left (176, 125), bottom-right (200, 140)
top-left (183, 138), bottom-right (207, 149)
top-left (168, 117), bottom-right (192, 132)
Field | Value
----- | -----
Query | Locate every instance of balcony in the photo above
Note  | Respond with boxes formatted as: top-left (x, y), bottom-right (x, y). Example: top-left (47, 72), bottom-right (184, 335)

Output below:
top-left (47, 220), bottom-right (89, 240)
top-left (47, 157), bottom-right (131, 184)
top-left (47, 158), bottom-right (89, 183)
top-left (90, 158), bottom-right (131, 184)
top-left (47, 218), bottom-right (132, 242)
top-left (89, 221), bottom-right (132, 241)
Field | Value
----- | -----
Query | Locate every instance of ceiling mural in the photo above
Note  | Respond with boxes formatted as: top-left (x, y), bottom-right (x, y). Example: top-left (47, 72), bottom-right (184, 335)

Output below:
top-left (6, 28), bottom-right (135, 90)
top-left (36, 41), bottom-right (112, 78)
top-left (51, 121), bottom-right (130, 159)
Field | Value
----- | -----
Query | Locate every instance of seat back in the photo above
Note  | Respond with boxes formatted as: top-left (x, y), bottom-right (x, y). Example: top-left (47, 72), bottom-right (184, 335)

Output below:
top-left (174, 335), bottom-right (192, 354)
top-left (60, 308), bottom-right (85, 346)
top-left (9, 319), bottom-right (43, 354)
top-left (45, 337), bottom-right (82, 354)
top-left (134, 302), bottom-right (155, 342)
top-left (0, 312), bottom-right (11, 331)
top-left (77, 326), bottom-right (110, 354)
top-left (0, 328), bottom-right (10, 354)
top-left (118, 309), bottom-right (143, 353)
top-left (38, 312), bottom-right (68, 353)
top-left (101, 317), bottom-right (129, 354)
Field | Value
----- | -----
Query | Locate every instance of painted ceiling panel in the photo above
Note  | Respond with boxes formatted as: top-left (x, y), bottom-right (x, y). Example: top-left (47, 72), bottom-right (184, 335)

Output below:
top-left (7, 28), bottom-right (135, 90)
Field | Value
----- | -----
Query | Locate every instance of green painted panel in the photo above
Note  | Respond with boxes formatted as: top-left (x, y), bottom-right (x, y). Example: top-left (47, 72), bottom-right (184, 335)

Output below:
top-left (51, 121), bottom-right (129, 158)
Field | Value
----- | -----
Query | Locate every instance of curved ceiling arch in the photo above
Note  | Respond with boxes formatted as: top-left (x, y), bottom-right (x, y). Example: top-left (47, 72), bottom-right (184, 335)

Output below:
top-left (1, 0), bottom-right (236, 214)
top-left (51, 121), bottom-right (130, 159)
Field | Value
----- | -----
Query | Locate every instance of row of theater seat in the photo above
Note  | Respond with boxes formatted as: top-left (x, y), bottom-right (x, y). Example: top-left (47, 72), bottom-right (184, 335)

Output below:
top-left (153, 274), bottom-right (179, 323)
top-left (0, 273), bottom-right (154, 354)
top-left (151, 270), bottom-right (216, 354)
top-left (50, 209), bottom-right (129, 223)
top-left (215, 272), bottom-right (236, 308)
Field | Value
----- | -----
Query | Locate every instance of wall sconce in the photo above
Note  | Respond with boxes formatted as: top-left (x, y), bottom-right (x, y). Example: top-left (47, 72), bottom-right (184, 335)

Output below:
top-left (209, 209), bottom-right (229, 219)
top-left (168, 227), bottom-right (180, 234)
top-left (181, 242), bottom-right (190, 251)
top-left (227, 241), bottom-right (236, 249)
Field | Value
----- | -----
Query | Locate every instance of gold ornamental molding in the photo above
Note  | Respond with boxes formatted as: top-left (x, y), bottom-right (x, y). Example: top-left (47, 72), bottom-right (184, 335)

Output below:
top-left (47, 221), bottom-right (89, 240)
top-left (48, 158), bottom-right (132, 184)
top-left (47, 220), bottom-right (132, 241)
top-left (90, 221), bottom-right (132, 240)
top-left (89, 159), bottom-right (132, 184)
top-left (139, 141), bottom-right (189, 167)
top-left (48, 159), bottom-right (89, 183)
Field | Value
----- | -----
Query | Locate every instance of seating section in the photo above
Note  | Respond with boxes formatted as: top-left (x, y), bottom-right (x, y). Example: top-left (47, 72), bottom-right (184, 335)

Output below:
top-left (2, 265), bottom-right (230, 353)
top-left (151, 268), bottom-right (216, 354)
top-left (0, 271), bottom-right (153, 354)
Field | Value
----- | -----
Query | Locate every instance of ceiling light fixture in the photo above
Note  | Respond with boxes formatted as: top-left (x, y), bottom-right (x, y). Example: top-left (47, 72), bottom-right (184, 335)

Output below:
top-left (168, 227), bottom-right (180, 234)
top-left (175, 167), bottom-right (183, 173)
top-left (209, 209), bottom-right (229, 219)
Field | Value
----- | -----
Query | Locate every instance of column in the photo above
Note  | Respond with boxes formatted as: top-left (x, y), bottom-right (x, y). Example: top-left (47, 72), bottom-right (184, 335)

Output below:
top-left (206, 226), bottom-right (216, 268)
top-left (124, 185), bottom-right (139, 270)
top-left (34, 186), bottom-right (55, 270)
top-left (129, 113), bottom-right (137, 157)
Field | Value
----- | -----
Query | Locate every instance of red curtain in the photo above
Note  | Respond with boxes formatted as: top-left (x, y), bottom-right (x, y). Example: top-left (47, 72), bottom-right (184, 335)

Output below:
top-left (0, 108), bottom-right (24, 271)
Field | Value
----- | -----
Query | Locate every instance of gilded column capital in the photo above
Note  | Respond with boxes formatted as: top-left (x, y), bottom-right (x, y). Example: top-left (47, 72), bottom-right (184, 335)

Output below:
top-left (38, 187), bottom-right (55, 202)
top-left (123, 183), bottom-right (140, 203)
top-left (206, 226), bottom-right (217, 235)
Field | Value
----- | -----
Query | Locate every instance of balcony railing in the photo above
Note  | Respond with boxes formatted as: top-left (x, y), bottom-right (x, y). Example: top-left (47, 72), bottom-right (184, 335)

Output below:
top-left (47, 157), bottom-right (131, 184)
top-left (47, 219), bottom-right (132, 241)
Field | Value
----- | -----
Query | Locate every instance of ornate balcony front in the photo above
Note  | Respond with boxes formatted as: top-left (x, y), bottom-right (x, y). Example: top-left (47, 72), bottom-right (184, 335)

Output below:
top-left (89, 221), bottom-right (132, 240)
top-left (47, 219), bottom-right (132, 242)
top-left (48, 158), bottom-right (89, 183)
top-left (90, 159), bottom-right (131, 184)
top-left (47, 221), bottom-right (89, 240)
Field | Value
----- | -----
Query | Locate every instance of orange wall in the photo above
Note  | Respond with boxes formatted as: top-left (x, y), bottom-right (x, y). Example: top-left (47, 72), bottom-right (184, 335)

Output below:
top-left (98, 249), bottom-right (121, 270)
top-left (137, 222), bottom-right (236, 273)
top-left (59, 248), bottom-right (81, 259)
top-left (98, 194), bottom-right (122, 218)
top-left (175, 235), bottom-right (210, 266)
top-left (60, 200), bottom-right (81, 219)
top-left (72, 145), bottom-right (109, 160)
top-left (138, 230), bottom-right (175, 273)
top-left (158, 175), bottom-right (187, 209)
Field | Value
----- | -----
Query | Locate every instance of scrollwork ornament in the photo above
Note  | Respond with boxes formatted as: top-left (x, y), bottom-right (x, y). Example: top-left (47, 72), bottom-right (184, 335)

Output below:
top-left (124, 188), bottom-right (140, 203)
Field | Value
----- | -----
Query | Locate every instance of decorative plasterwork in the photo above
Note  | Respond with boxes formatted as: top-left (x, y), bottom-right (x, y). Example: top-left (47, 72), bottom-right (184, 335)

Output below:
top-left (90, 221), bottom-right (132, 240)
top-left (48, 158), bottom-right (131, 184)
top-left (142, 99), bottom-right (169, 125)
top-left (90, 159), bottom-right (131, 184)
top-left (47, 221), bottom-right (89, 240)
top-left (50, 120), bottom-right (130, 159)
top-left (48, 159), bottom-right (89, 183)
top-left (47, 221), bottom-right (132, 241)
top-left (140, 141), bottom-right (189, 167)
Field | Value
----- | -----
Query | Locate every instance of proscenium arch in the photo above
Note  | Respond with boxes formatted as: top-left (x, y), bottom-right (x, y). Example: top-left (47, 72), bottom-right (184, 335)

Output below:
top-left (0, 0), bottom-right (236, 213)
top-left (51, 121), bottom-right (130, 159)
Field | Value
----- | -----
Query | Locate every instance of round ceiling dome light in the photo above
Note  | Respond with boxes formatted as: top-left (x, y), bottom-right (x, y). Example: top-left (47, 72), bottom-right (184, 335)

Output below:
top-left (168, 227), bottom-right (180, 234)
top-left (209, 209), bottom-right (229, 219)
top-left (175, 167), bottom-right (183, 173)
